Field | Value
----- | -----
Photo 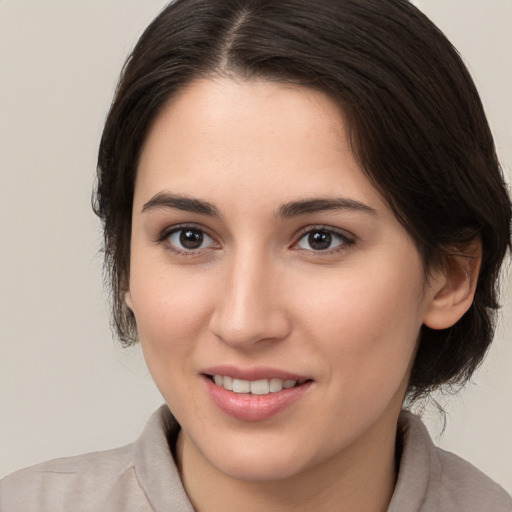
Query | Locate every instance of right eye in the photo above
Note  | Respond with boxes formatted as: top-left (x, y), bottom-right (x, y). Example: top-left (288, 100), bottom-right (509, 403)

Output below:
top-left (164, 226), bottom-right (218, 254)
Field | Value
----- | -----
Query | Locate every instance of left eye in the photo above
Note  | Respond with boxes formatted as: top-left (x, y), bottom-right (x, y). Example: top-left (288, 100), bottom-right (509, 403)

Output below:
top-left (295, 229), bottom-right (349, 252)
top-left (167, 228), bottom-right (216, 251)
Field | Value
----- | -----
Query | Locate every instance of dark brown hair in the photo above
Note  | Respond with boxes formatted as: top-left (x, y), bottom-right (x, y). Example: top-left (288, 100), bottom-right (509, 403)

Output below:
top-left (94, 0), bottom-right (511, 401)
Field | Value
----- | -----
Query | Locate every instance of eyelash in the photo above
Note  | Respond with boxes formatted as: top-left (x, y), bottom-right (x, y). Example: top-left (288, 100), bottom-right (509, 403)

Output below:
top-left (292, 226), bottom-right (355, 255)
top-left (155, 224), bottom-right (355, 256)
top-left (155, 224), bottom-right (219, 257)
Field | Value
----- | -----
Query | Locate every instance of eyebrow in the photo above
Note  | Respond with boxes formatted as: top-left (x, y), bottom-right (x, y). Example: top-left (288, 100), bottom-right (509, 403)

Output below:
top-left (276, 197), bottom-right (377, 218)
top-left (141, 192), bottom-right (376, 219)
top-left (142, 192), bottom-right (220, 217)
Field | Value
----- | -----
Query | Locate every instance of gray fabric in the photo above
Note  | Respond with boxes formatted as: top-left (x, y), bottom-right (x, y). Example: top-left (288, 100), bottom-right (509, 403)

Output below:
top-left (1, 405), bottom-right (510, 511)
top-left (388, 413), bottom-right (512, 511)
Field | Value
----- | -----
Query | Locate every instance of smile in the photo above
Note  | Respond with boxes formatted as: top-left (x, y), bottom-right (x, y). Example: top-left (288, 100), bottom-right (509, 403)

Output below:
top-left (204, 374), bottom-right (314, 421)
top-left (212, 375), bottom-right (304, 395)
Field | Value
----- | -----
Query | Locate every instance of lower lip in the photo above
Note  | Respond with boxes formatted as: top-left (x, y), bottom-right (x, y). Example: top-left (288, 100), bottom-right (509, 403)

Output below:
top-left (203, 376), bottom-right (313, 422)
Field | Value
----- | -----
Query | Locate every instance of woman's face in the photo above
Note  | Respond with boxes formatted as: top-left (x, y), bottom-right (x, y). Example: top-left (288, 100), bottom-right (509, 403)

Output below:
top-left (127, 78), bottom-right (441, 481)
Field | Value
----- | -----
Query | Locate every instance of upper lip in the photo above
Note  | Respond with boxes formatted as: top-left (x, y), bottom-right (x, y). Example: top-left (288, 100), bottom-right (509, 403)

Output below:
top-left (202, 365), bottom-right (312, 382)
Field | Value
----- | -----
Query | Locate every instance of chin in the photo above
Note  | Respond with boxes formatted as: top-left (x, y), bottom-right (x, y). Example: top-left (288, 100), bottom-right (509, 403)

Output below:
top-left (195, 430), bottom-right (323, 482)
top-left (210, 451), bottom-right (311, 482)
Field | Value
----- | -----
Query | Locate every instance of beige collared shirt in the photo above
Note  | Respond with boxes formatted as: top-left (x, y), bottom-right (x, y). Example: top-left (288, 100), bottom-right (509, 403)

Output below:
top-left (1, 405), bottom-right (510, 511)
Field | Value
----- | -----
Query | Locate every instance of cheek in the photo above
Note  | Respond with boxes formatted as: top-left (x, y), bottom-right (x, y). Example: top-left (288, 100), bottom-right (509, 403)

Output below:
top-left (128, 261), bottom-right (217, 370)
top-left (130, 269), bottom-right (218, 416)
top-left (296, 257), bottom-right (425, 386)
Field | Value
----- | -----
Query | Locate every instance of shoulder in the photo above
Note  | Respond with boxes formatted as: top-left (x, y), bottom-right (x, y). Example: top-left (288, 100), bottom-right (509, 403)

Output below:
top-left (393, 411), bottom-right (512, 512)
top-left (0, 444), bottom-right (146, 512)
top-left (0, 406), bottom-right (188, 512)
top-left (435, 447), bottom-right (512, 511)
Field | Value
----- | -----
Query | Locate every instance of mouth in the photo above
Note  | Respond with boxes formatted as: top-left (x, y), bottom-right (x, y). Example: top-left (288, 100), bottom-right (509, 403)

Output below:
top-left (201, 366), bottom-right (314, 421)
top-left (207, 374), bottom-right (311, 395)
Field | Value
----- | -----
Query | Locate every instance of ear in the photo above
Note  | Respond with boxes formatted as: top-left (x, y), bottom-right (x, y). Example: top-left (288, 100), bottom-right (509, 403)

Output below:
top-left (423, 239), bottom-right (482, 330)
top-left (124, 290), bottom-right (134, 312)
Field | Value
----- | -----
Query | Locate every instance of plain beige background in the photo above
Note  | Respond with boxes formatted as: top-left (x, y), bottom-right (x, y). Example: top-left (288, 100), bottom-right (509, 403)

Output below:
top-left (1, 0), bottom-right (511, 492)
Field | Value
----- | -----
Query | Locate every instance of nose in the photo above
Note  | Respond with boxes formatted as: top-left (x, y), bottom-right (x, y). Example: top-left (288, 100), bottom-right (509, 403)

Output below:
top-left (208, 252), bottom-right (291, 348)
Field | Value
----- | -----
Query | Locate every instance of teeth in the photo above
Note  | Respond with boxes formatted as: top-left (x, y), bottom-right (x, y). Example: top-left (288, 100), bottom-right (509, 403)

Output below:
top-left (223, 375), bottom-right (233, 391)
top-left (232, 379), bottom-right (250, 393)
top-left (250, 379), bottom-right (269, 395)
top-left (213, 375), bottom-right (299, 395)
top-left (269, 378), bottom-right (283, 392)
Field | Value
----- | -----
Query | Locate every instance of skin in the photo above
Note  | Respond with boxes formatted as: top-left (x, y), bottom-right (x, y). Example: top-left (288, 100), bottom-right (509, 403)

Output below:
top-left (126, 77), bottom-right (478, 512)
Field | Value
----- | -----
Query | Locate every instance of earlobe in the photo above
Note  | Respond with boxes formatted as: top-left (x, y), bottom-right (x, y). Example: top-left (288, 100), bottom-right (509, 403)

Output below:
top-left (125, 290), bottom-right (134, 312)
top-left (423, 239), bottom-right (482, 330)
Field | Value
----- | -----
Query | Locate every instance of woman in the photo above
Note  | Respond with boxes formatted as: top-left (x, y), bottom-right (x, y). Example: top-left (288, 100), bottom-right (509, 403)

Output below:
top-left (1, 0), bottom-right (511, 510)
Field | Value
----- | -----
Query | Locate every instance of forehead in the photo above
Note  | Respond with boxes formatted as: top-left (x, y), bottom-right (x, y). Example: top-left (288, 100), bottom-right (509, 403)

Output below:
top-left (135, 77), bottom-right (387, 214)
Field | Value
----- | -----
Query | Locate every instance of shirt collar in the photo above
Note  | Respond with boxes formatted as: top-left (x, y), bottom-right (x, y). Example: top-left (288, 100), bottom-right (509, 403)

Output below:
top-left (133, 406), bottom-right (439, 512)
top-left (132, 405), bottom-right (194, 512)
top-left (387, 411), bottom-right (441, 511)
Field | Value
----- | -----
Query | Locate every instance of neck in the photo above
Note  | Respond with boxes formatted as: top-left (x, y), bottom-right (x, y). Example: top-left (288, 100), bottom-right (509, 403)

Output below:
top-left (176, 414), bottom-right (399, 512)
